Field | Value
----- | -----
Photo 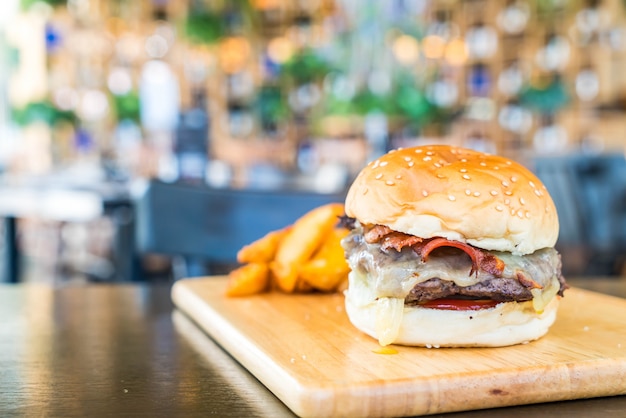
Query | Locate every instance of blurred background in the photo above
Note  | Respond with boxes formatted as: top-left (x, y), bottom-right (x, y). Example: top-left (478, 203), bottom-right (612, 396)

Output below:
top-left (1, 0), bottom-right (625, 283)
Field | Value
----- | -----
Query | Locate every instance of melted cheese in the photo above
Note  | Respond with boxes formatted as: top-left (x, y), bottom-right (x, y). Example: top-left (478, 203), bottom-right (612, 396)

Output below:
top-left (374, 297), bottom-right (404, 346)
top-left (531, 276), bottom-right (560, 313)
top-left (343, 227), bottom-right (562, 301)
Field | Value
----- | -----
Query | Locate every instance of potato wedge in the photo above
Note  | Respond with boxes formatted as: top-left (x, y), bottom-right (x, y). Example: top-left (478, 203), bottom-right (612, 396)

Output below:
top-left (271, 203), bottom-right (344, 293)
top-left (294, 276), bottom-right (314, 293)
top-left (225, 262), bottom-right (270, 297)
top-left (237, 227), bottom-right (291, 264)
top-left (299, 227), bottom-right (350, 292)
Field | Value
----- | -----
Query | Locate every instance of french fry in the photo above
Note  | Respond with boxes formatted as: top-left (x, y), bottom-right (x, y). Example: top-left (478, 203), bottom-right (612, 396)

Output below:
top-left (225, 262), bottom-right (270, 297)
top-left (294, 276), bottom-right (314, 293)
top-left (237, 227), bottom-right (291, 264)
top-left (335, 276), bottom-right (349, 293)
top-left (270, 203), bottom-right (344, 293)
top-left (299, 227), bottom-right (350, 292)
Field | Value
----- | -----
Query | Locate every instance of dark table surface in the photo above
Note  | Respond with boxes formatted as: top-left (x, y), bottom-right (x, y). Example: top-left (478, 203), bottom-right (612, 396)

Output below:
top-left (2, 277), bottom-right (626, 418)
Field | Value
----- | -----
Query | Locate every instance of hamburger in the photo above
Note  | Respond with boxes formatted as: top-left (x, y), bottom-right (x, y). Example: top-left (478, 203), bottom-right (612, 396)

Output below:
top-left (341, 145), bottom-right (567, 347)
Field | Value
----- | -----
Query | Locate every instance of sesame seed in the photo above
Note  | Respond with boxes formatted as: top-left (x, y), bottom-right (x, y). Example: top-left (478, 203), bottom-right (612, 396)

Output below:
top-left (496, 205), bottom-right (504, 211)
top-left (375, 173), bottom-right (383, 180)
top-left (434, 162), bottom-right (442, 168)
top-left (511, 176), bottom-right (518, 182)
top-left (372, 160), bottom-right (380, 168)
top-left (517, 209), bottom-right (524, 218)
top-left (519, 197), bottom-right (526, 205)
top-left (380, 161), bottom-right (388, 167)
top-left (415, 149), bottom-right (423, 153)
top-left (385, 180), bottom-right (395, 186)
top-left (479, 162), bottom-right (487, 167)
top-left (504, 190), bottom-right (513, 196)
top-left (534, 189), bottom-right (542, 197)
top-left (529, 181), bottom-right (536, 188)
top-left (462, 174), bottom-right (471, 180)
top-left (525, 211), bottom-right (531, 218)
top-left (460, 158), bottom-right (467, 162)
top-left (363, 188), bottom-right (369, 195)
top-left (511, 209), bottom-right (516, 215)
top-left (395, 174), bottom-right (402, 179)
top-left (422, 190), bottom-right (429, 197)
top-left (436, 174), bottom-right (445, 178)
top-left (404, 156), bottom-right (412, 162)
top-left (448, 195), bottom-right (456, 201)
top-left (506, 161), bottom-right (512, 165)
top-left (504, 198), bottom-right (511, 205)
top-left (501, 180), bottom-right (509, 187)
top-left (473, 191), bottom-right (481, 197)
top-left (408, 161), bottom-right (414, 167)
top-left (426, 151), bottom-right (435, 156)
top-left (460, 168), bottom-right (468, 173)
top-left (423, 156), bottom-right (432, 162)
top-left (465, 189), bottom-right (471, 196)
top-left (490, 190), bottom-right (498, 196)
top-left (493, 166), bottom-right (500, 170)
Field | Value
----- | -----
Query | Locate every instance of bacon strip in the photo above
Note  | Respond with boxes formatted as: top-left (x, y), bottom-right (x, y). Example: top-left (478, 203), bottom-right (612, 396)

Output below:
top-left (365, 225), bottom-right (423, 252)
top-left (364, 224), bottom-right (393, 243)
top-left (516, 271), bottom-right (543, 289)
top-left (381, 233), bottom-right (423, 252)
top-left (417, 237), bottom-right (505, 277)
top-left (363, 224), bottom-right (505, 278)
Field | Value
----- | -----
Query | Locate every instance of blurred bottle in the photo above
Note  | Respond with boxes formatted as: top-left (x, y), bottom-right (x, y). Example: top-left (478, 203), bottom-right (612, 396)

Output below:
top-left (139, 59), bottom-right (180, 182)
top-left (174, 89), bottom-right (209, 184)
top-left (139, 60), bottom-right (180, 133)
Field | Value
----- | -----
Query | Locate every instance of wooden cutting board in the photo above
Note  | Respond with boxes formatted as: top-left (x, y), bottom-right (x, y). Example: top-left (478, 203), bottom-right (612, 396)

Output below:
top-left (171, 277), bottom-right (626, 417)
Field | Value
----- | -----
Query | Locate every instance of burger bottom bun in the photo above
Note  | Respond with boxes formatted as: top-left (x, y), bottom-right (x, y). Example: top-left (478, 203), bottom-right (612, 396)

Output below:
top-left (344, 289), bottom-right (560, 348)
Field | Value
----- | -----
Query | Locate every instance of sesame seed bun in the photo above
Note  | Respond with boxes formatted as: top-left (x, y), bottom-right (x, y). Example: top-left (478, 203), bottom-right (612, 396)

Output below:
top-left (345, 145), bottom-right (559, 255)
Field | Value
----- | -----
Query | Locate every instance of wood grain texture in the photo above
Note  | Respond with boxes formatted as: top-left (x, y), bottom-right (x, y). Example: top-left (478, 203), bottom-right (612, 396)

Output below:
top-left (171, 277), bottom-right (626, 418)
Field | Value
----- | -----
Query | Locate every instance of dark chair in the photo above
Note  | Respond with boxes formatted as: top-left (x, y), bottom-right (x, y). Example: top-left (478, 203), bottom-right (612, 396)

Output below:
top-left (570, 153), bottom-right (626, 274)
top-left (532, 155), bottom-right (583, 250)
top-left (533, 153), bottom-right (626, 276)
top-left (134, 180), bottom-right (347, 280)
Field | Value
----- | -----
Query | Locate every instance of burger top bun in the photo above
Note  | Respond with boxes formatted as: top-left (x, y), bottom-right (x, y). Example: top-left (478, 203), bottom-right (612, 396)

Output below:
top-left (345, 145), bottom-right (559, 255)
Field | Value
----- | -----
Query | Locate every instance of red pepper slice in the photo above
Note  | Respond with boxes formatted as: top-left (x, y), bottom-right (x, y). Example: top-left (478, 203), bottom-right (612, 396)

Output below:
top-left (419, 298), bottom-right (501, 311)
